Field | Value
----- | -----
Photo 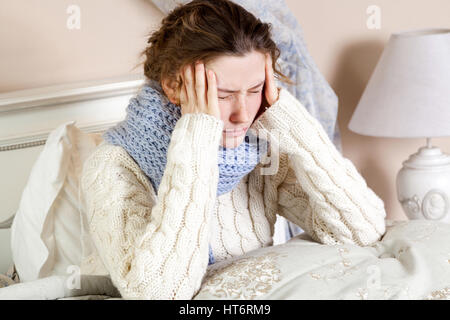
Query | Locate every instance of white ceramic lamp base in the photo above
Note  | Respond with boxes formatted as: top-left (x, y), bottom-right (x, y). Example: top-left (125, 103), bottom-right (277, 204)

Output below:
top-left (396, 144), bottom-right (450, 223)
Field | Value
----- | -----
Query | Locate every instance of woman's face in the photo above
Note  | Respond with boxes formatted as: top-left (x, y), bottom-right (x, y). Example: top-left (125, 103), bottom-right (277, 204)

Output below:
top-left (205, 50), bottom-right (266, 148)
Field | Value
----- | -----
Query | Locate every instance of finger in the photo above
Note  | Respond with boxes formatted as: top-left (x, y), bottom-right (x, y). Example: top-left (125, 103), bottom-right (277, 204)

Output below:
top-left (194, 62), bottom-right (207, 112)
top-left (206, 69), bottom-right (220, 118)
top-left (265, 54), bottom-right (277, 103)
top-left (179, 85), bottom-right (187, 115)
top-left (179, 73), bottom-right (187, 115)
top-left (184, 64), bottom-right (196, 107)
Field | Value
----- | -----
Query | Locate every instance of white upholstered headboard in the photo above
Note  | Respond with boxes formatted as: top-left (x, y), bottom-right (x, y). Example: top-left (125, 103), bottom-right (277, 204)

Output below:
top-left (0, 74), bottom-right (144, 273)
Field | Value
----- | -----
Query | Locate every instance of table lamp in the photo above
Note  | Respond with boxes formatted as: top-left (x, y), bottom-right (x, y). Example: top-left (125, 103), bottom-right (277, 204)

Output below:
top-left (348, 28), bottom-right (450, 222)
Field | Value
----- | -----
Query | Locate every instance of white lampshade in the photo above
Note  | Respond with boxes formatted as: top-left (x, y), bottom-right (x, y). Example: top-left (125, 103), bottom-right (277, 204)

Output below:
top-left (349, 28), bottom-right (450, 138)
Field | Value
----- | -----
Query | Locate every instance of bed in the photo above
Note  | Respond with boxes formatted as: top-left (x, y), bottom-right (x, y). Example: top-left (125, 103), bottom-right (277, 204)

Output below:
top-left (1, 74), bottom-right (450, 300)
top-left (2, 219), bottom-right (450, 300)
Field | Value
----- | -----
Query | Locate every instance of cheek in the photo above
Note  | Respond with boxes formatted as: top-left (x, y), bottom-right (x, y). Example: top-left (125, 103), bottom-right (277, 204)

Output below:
top-left (249, 94), bottom-right (263, 117)
top-left (218, 103), bottom-right (230, 123)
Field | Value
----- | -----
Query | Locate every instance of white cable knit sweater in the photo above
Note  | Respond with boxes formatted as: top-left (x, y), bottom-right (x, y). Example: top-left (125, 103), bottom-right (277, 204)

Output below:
top-left (80, 87), bottom-right (387, 300)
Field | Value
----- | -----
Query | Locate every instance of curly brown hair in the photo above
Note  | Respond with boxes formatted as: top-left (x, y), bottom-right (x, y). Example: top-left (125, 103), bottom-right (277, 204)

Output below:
top-left (137, 0), bottom-right (294, 91)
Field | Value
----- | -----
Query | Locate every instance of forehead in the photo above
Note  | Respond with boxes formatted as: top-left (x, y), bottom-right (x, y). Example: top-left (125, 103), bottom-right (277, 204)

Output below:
top-left (206, 51), bottom-right (266, 90)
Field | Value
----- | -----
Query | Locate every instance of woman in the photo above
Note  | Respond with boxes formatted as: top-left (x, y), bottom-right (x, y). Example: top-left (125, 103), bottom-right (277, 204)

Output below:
top-left (80, 0), bottom-right (386, 300)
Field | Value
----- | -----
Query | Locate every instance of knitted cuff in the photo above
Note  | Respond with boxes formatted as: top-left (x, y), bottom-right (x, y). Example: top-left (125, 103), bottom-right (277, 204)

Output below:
top-left (176, 113), bottom-right (224, 151)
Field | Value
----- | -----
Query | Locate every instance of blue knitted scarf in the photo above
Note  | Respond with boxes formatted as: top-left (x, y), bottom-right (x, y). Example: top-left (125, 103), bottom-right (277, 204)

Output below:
top-left (102, 80), bottom-right (268, 265)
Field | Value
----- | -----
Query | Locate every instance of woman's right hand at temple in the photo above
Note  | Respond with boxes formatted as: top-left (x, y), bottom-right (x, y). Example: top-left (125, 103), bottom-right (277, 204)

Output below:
top-left (179, 62), bottom-right (221, 120)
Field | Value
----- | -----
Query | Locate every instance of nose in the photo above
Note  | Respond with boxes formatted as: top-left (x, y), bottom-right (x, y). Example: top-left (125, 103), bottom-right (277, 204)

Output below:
top-left (230, 95), bottom-right (250, 123)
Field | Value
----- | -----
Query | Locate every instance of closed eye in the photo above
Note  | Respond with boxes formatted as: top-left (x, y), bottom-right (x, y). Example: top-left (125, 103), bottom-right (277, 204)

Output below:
top-left (219, 90), bottom-right (261, 100)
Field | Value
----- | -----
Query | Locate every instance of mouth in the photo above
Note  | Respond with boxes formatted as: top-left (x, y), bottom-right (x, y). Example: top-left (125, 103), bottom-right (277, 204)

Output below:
top-left (222, 127), bottom-right (248, 137)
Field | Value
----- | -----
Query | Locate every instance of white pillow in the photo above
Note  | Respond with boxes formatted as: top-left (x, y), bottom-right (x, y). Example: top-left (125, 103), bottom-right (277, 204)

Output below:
top-left (10, 121), bottom-right (103, 282)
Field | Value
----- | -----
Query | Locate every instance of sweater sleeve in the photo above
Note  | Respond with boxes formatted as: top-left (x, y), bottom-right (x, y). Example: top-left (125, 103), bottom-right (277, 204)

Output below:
top-left (250, 88), bottom-right (386, 246)
top-left (80, 113), bottom-right (224, 299)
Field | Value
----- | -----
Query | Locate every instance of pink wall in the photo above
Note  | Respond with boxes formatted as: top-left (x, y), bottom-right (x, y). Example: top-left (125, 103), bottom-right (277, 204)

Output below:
top-left (1, 0), bottom-right (450, 220)
top-left (0, 0), bottom-right (162, 91)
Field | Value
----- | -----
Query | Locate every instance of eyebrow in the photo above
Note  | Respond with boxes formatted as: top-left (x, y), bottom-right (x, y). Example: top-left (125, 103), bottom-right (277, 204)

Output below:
top-left (217, 80), bottom-right (265, 93)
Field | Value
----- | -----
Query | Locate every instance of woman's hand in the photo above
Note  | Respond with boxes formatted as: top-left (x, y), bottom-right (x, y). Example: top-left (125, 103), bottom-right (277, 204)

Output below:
top-left (179, 61), bottom-right (221, 120)
top-left (254, 53), bottom-right (280, 121)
